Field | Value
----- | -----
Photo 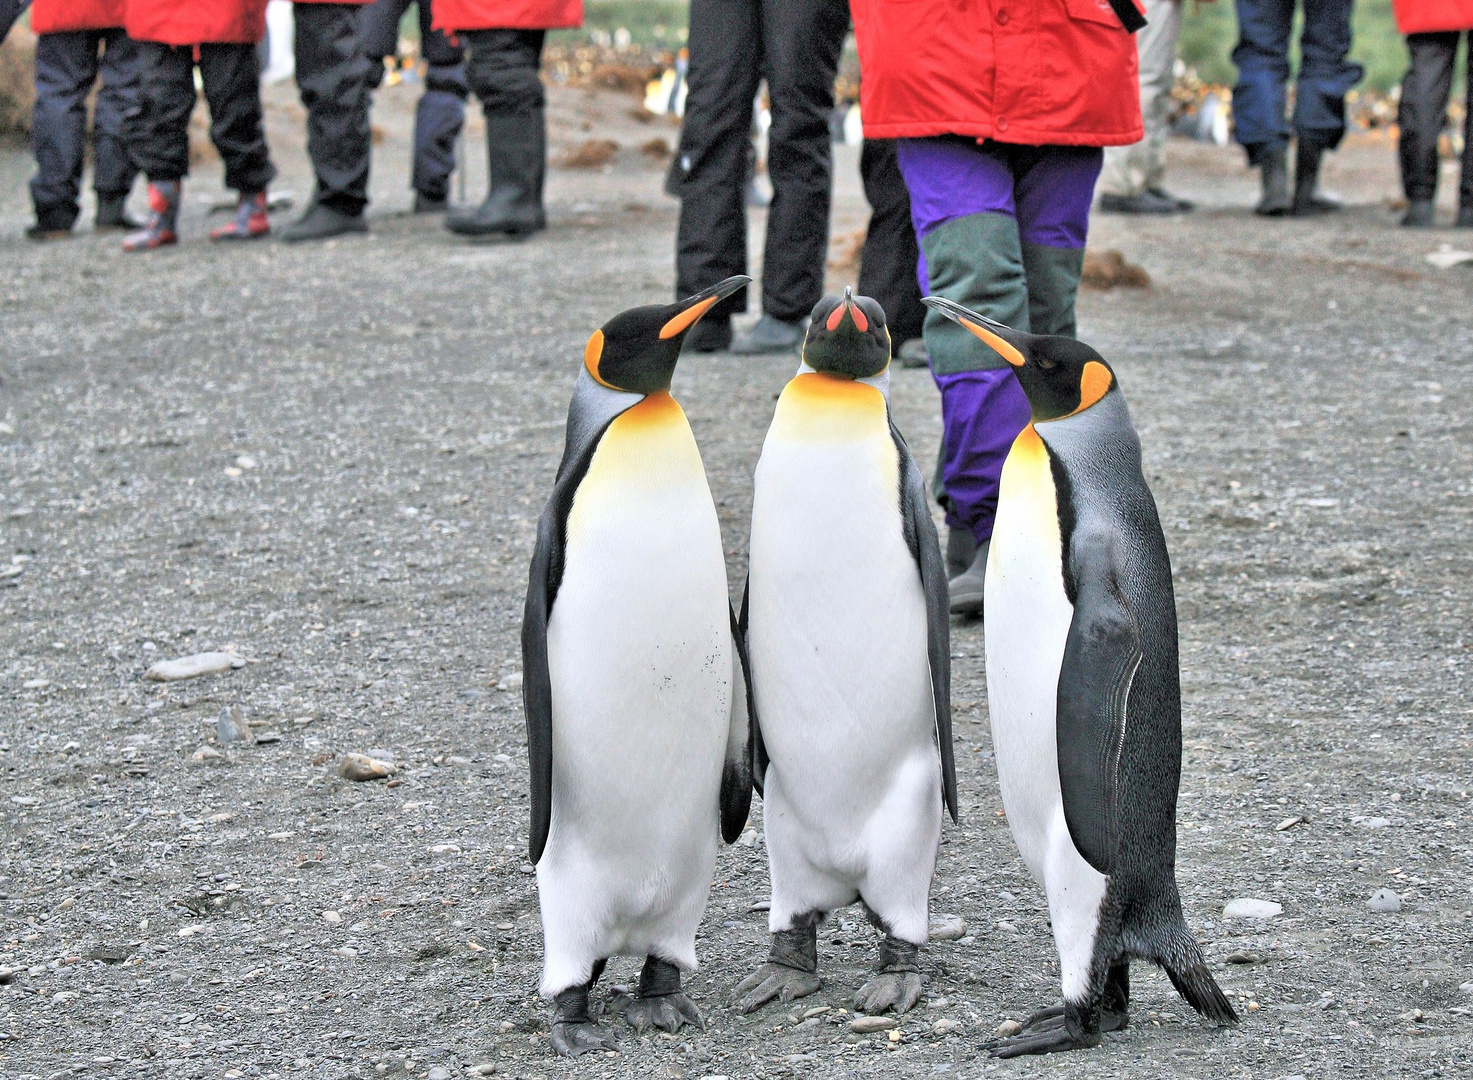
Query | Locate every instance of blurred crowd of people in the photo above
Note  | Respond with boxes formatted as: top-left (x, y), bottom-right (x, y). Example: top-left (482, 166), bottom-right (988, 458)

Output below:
top-left (3, 0), bottom-right (1471, 608)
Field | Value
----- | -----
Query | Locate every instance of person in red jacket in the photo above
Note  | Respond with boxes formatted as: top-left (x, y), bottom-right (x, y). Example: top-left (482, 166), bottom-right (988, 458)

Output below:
top-left (851, 0), bottom-right (1143, 618)
top-left (1393, 0), bottom-right (1473, 227)
top-left (433, 0), bottom-right (581, 238)
top-left (121, 0), bottom-right (276, 249)
top-left (25, 0), bottom-right (142, 239)
top-left (279, 0), bottom-right (375, 241)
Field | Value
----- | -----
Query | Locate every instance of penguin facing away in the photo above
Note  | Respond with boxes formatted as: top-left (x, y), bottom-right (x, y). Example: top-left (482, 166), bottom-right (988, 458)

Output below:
top-left (522, 275), bottom-right (756, 1055)
top-left (736, 288), bottom-right (957, 1017)
top-left (923, 297), bottom-right (1238, 1056)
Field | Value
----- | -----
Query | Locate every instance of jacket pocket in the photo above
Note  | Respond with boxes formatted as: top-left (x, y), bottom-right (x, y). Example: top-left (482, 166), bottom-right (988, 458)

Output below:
top-left (1062, 0), bottom-right (1135, 28)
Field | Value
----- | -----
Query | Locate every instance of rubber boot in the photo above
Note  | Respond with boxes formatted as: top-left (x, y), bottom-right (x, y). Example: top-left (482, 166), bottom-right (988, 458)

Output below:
top-left (948, 538), bottom-right (989, 617)
top-left (95, 195), bottom-right (143, 233)
top-left (1400, 199), bottom-right (1435, 228)
top-left (122, 181), bottom-right (181, 251)
top-left (446, 112), bottom-right (546, 238)
top-left (1254, 145), bottom-right (1291, 217)
top-left (1292, 140), bottom-right (1340, 216)
top-left (945, 527), bottom-right (976, 579)
top-left (209, 191), bottom-right (271, 241)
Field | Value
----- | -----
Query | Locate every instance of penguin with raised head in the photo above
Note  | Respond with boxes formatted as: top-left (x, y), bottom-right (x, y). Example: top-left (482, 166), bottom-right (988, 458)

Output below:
top-left (734, 287), bottom-right (956, 1017)
top-left (522, 275), bottom-right (756, 1055)
top-left (922, 297), bottom-right (1238, 1056)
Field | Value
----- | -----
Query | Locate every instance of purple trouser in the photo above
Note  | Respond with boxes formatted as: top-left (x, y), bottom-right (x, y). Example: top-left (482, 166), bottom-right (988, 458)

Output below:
top-left (896, 137), bottom-right (1101, 544)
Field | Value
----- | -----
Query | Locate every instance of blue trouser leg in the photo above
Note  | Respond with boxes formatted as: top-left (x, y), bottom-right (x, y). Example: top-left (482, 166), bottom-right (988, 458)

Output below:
top-left (412, 0), bottom-right (467, 201)
top-left (1231, 0), bottom-right (1294, 162)
top-left (30, 30), bottom-right (101, 230)
top-left (93, 29), bottom-right (141, 200)
top-left (1293, 0), bottom-right (1363, 149)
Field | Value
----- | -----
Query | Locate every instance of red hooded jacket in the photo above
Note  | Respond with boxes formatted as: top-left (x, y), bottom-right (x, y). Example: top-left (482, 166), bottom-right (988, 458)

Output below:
top-left (851, 0), bottom-right (1144, 147)
top-left (124, 0), bottom-right (268, 45)
top-left (432, 0), bottom-right (581, 32)
top-left (30, 0), bottom-right (125, 32)
top-left (1393, 0), bottom-right (1473, 34)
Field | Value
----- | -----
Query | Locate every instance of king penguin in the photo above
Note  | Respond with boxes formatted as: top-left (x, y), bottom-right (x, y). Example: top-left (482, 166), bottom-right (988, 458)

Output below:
top-left (735, 288), bottom-right (956, 1017)
top-left (522, 275), bottom-right (756, 1055)
top-left (923, 297), bottom-right (1238, 1056)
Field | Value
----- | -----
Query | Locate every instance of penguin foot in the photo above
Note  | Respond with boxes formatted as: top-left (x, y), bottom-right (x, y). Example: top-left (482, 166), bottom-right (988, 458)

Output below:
top-left (549, 1020), bottom-right (619, 1057)
top-left (626, 992), bottom-right (703, 1034)
top-left (854, 970), bottom-right (924, 1016)
top-left (550, 979), bottom-right (618, 1057)
top-left (985, 1001), bottom-right (1101, 1058)
top-left (733, 964), bottom-right (822, 1013)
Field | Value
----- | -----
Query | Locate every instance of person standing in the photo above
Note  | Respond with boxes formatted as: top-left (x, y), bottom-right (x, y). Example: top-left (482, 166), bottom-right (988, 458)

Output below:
top-left (1099, 0), bottom-right (1196, 214)
top-left (1231, 0), bottom-right (1363, 216)
top-left (361, 0), bottom-right (468, 213)
top-left (673, 0), bottom-right (851, 354)
top-left (280, 0), bottom-right (375, 241)
top-left (121, 0), bottom-right (276, 248)
top-left (25, 0), bottom-right (142, 240)
top-left (1393, 0), bottom-right (1473, 228)
top-left (433, 0), bottom-right (580, 239)
top-left (856, 138), bottom-right (927, 362)
top-left (851, 0), bottom-right (1142, 615)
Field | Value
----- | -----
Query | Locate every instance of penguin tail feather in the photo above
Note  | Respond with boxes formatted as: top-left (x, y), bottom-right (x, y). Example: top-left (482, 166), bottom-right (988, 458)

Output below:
top-left (1161, 932), bottom-right (1238, 1026)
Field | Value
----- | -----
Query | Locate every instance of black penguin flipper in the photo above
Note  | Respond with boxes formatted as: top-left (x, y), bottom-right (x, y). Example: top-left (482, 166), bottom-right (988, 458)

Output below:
top-left (737, 579), bottom-right (769, 797)
top-left (1056, 538), bottom-right (1142, 876)
top-left (891, 422), bottom-right (957, 823)
top-left (720, 602), bottom-right (756, 842)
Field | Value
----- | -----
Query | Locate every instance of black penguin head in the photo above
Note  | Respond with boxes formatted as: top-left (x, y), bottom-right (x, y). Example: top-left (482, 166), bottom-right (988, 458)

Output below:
top-left (585, 275), bottom-right (750, 394)
top-left (801, 287), bottom-right (892, 379)
top-left (921, 297), bottom-right (1119, 422)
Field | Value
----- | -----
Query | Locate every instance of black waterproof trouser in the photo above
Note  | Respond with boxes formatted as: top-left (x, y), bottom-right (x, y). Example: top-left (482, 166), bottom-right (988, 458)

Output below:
top-left (856, 138), bottom-right (924, 347)
top-left (674, 0), bottom-right (850, 321)
top-left (1398, 31), bottom-right (1473, 209)
top-left (361, 0), bottom-right (467, 202)
top-left (294, 1), bottom-right (373, 214)
top-left (129, 41), bottom-right (275, 193)
top-left (30, 29), bottom-right (140, 230)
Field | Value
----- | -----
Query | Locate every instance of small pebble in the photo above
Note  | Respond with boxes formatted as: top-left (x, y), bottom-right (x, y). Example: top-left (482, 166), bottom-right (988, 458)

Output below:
top-left (1274, 816), bottom-right (1304, 832)
top-left (928, 914), bottom-right (967, 942)
top-left (145, 651), bottom-right (244, 682)
top-left (340, 753), bottom-right (396, 781)
top-left (995, 1019), bottom-right (1022, 1038)
top-left (932, 1018), bottom-right (962, 1034)
top-left (191, 747), bottom-right (223, 762)
top-left (1225, 950), bottom-right (1261, 965)
top-left (735, 828), bottom-right (758, 847)
top-left (849, 1015), bottom-right (897, 1033)
top-left (215, 708), bottom-right (247, 745)
top-left (1367, 888), bottom-right (1401, 913)
top-left (427, 1067), bottom-right (451, 1080)
top-left (497, 672), bottom-right (523, 692)
top-left (468, 1067), bottom-right (497, 1077)
top-left (1223, 898), bottom-right (1282, 920)
top-left (323, 910), bottom-right (342, 925)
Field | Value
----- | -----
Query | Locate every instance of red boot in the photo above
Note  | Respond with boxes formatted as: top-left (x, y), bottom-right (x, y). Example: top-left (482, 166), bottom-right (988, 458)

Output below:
top-left (122, 181), bottom-right (181, 252)
top-left (209, 191), bottom-right (270, 241)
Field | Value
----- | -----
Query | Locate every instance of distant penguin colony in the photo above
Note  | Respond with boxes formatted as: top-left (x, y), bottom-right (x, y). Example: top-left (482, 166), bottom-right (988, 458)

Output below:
top-left (518, 285), bottom-right (1237, 1058)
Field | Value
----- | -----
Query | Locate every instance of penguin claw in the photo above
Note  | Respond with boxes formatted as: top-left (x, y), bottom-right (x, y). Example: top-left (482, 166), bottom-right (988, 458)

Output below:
top-left (985, 1026), bottom-right (1101, 1058)
top-left (549, 1019), bottom-right (618, 1057)
top-left (625, 992), bottom-right (703, 1034)
top-left (853, 970), bottom-right (924, 1016)
top-left (732, 963), bottom-right (822, 1014)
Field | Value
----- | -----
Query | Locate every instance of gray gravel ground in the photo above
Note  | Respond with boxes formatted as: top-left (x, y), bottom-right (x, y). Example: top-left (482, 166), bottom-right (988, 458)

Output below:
top-left (1, 83), bottom-right (1471, 1080)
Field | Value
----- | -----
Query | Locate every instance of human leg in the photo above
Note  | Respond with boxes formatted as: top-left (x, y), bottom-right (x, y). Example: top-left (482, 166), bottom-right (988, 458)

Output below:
top-left (1397, 32), bottom-right (1456, 226)
top-left (28, 31), bottom-right (100, 235)
top-left (1231, 0), bottom-right (1294, 212)
top-left (1291, 0), bottom-right (1363, 214)
top-left (412, 0), bottom-right (467, 209)
top-left (447, 28), bottom-right (547, 237)
top-left (290, 1), bottom-right (373, 223)
top-left (197, 42), bottom-right (277, 239)
top-left (857, 138), bottom-right (925, 350)
top-left (122, 41), bottom-right (194, 250)
top-left (674, 0), bottom-right (762, 340)
top-left (93, 29), bottom-right (142, 229)
top-left (1099, 0), bottom-right (1187, 212)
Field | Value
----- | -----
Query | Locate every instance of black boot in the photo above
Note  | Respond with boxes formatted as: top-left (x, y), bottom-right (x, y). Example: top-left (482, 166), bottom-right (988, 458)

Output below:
top-left (682, 315), bottom-right (731, 353)
top-left (94, 194), bottom-right (143, 233)
top-left (447, 112), bottom-right (547, 238)
top-left (1254, 144), bottom-right (1291, 217)
top-left (280, 200), bottom-right (368, 243)
top-left (1401, 199), bottom-right (1436, 228)
top-left (945, 527), bottom-right (977, 579)
top-left (1292, 140), bottom-right (1341, 215)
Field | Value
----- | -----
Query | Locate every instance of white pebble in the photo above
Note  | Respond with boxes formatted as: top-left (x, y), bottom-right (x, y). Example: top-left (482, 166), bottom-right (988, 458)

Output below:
top-left (1367, 888), bottom-right (1401, 914)
top-left (929, 914), bottom-right (967, 942)
top-left (1223, 898), bottom-right (1282, 920)
top-left (145, 651), bottom-right (244, 682)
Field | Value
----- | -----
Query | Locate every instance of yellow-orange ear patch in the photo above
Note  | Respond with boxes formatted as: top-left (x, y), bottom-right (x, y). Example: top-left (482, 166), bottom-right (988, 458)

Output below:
top-left (660, 295), bottom-right (718, 339)
top-left (959, 319), bottom-right (1026, 367)
top-left (1073, 360), bottom-right (1113, 414)
top-left (585, 328), bottom-right (613, 386)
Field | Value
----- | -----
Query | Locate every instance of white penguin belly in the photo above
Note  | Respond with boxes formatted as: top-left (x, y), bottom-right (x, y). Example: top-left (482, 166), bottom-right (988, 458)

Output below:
top-left (747, 374), bottom-right (938, 938)
top-left (540, 392), bottom-right (731, 992)
top-left (984, 424), bottom-right (1107, 1000)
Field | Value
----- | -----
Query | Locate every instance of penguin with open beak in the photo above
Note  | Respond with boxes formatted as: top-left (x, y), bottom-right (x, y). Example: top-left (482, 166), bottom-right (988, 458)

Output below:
top-left (922, 297), bottom-right (1238, 1056)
